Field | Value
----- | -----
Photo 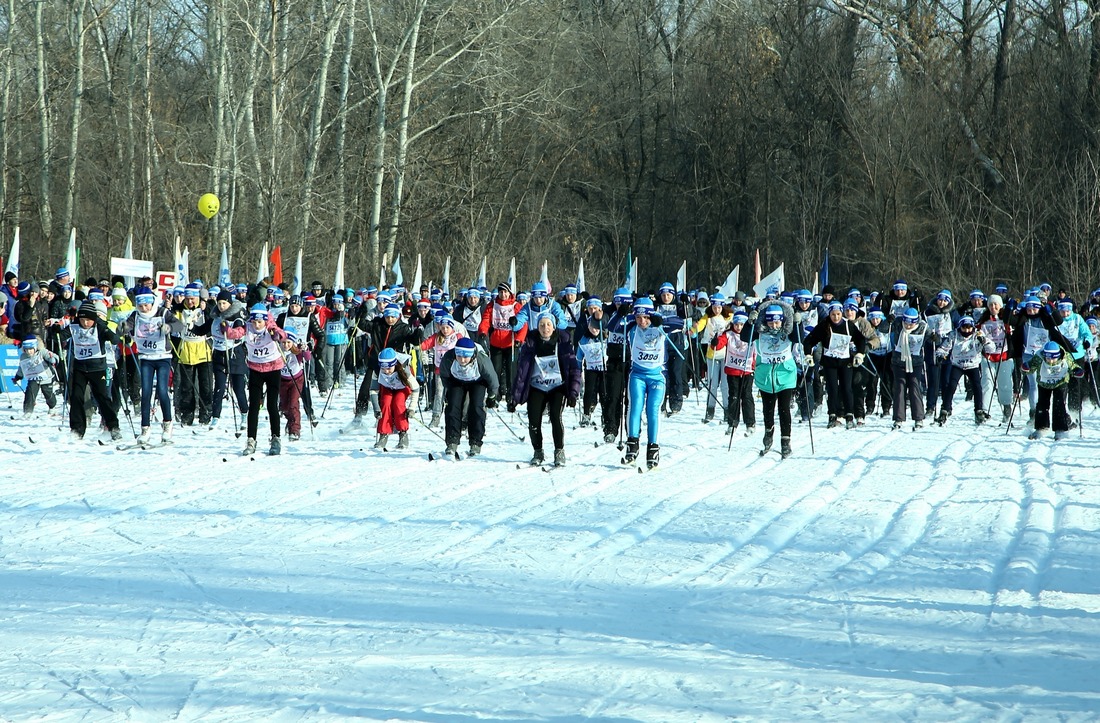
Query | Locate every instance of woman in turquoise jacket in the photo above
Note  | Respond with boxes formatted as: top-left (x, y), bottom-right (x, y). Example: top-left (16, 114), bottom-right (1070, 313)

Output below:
top-left (753, 300), bottom-right (798, 458)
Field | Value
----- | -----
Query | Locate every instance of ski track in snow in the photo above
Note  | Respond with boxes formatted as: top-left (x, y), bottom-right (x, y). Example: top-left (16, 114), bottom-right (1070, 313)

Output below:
top-left (2, 386), bottom-right (1100, 720)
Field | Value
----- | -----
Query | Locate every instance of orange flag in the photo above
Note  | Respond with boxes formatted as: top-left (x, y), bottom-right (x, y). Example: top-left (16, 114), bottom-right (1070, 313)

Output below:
top-left (270, 245), bottom-right (283, 286)
top-left (754, 249), bottom-right (761, 286)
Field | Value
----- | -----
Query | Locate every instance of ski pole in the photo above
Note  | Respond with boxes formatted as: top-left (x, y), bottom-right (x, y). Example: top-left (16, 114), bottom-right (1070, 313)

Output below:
top-left (492, 406), bottom-right (526, 442)
top-left (796, 323), bottom-right (815, 455)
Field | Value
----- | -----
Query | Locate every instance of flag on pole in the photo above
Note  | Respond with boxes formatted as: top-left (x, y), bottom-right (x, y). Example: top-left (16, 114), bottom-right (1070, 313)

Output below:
top-left (180, 247), bottom-right (190, 289)
top-left (67, 228), bottom-right (79, 283)
top-left (256, 242), bottom-right (269, 284)
top-left (412, 253), bottom-right (423, 293)
top-left (675, 260), bottom-right (687, 293)
top-left (754, 249), bottom-right (761, 286)
top-left (476, 257), bottom-right (487, 289)
top-left (717, 265), bottom-right (739, 299)
top-left (812, 272), bottom-right (819, 297)
top-left (6, 227), bottom-right (20, 278)
top-left (174, 238), bottom-right (189, 288)
top-left (270, 245), bottom-right (283, 287)
top-left (507, 257), bottom-right (516, 292)
top-left (122, 233), bottom-right (135, 289)
top-left (575, 258), bottom-right (585, 294)
top-left (752, 263), bottom-right (785, 299)
top-left (334, 243), bottom-right (346, 291)
top-left (379, 253), bottom-right (387, 289)
top-left (442, 256), bottom-right (451, 296)
top-left (819, 248), bottom-right (830, 289)
top-left (626, 257), bottom-right (638, 294)
top-left (623, 248), bottom-right (632, 290)
top-left (391, 254), bottom-right (403, 287)
top-left (219, 244), bottom-right (232, 286)
top-left (540, 260), bottom-right (550, 295)
top-left (292, 248), bottom-right (303, 296)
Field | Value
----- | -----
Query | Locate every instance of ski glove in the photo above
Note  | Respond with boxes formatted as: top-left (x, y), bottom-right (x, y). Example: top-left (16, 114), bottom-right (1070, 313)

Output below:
top-left (486, 396), bottom-right (497, 409)
top-left (1021, 362), bottom-right (1030, 373)
top-left (566, 396), bottom-right (577, 408)
top-left (508, 315), bottom-right (520, 328)
top-left (1073, 367), bottom-right (1085, 378)
top-left (852, 353), bottom-right (865, 368)
top-left (507, 401), bottom-right (517, 413)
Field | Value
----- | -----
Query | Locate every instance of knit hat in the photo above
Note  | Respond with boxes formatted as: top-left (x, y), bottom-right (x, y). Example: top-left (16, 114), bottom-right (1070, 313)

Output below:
top-left (455, 337), bottom-right (477, 357)
top-left (16, 281), bottom-right (31, 296)
top-left (249, 303), bottom-right (269, 321)
top-left (383, 303), bottom-right (401, 318)
top-left (732, 312), bottom-right (749, 325)
top-left (585, 296), bottom-right (602, 308)
top-left (764, 304), bottom-right (784, 323)
top-left (184, 283), bottom-right (201, 298)
top-left (55, 267), bottom-right (70, 280)
top-left (988, 294), bottom-right (1003, 306)
top-left (111, 286), bottom-right (127, 298)
top-left (77, 300), bottom-right (99, 320)
top-left (902, 308), bottom-right (920, 323)
top-left (135, 289), bottom-right (157, 305)
top-left (216, 290), bottom-right (233, 303)
top-left (497, 281), bottom-right (512, 296)
top-left (22, 334), bottom-right (38, 348)
top-left (378, 348), bottom-right (398, 366)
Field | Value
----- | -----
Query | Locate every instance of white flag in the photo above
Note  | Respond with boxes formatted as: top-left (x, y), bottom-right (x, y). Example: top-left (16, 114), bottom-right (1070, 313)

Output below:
top-left (626, 257), bottom-right (638, 294)
top-left (812, 272), bottom-right (819, 297)
top-left (752, 263), bottom-right (785, 299)
top-left (476, 257), bottom-right (487, 289)
top-left (412, 253), bottom-right (422, 293)
top-left (123, 233), bottom-right (134, 289)
top-left (540, 260), bottom-right (550, 294)
top-left (256, 242), bottom-right (269, 285)
top-left (334, 243), bottom-right (346, 291)
top-left (675, 260), bottom-right (687, 293)
top-left (717, 265), bottom-right (739, 299)
top-left (6, 227), bottom-right (19, 278)
top-left (292, 247), bottom-right (303, 296)
top-left (175, 238), bottom-right (189, 288)
top-left (391, 254), bottom-right (403, 286)
top-left (379, 253), bottom-right (387, 289)
top-left (180, 247), bottom-right (190, 288)
top-left (575, 258), bottom-right (585, 294)
top-left (66, 228), bottom-right (78, 282)
top-left (442, 256), bottom-right (451, 296)
top-left (220, 244), bottom-right (232, 286)
top-left (507, 257), bottom-right (516, 291)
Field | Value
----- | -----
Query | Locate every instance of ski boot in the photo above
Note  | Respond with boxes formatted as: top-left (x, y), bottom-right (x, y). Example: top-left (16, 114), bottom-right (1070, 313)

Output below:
top-left (891, 421), bottom-right (903, 431)
top-left (913, 419), bottom-right (924, 430)
top-left (703, 407), bottom-right (715, 423)
top-left (429, 413), bottom-right (441, 428)
top-left (374, 434), bottom-right (389, 449)
top-left (468, 443), bottom-right (482, 457)
top-left (208, 417), bottom-right (219, 430)
top-left (1028, 428), bottom-right (1048, 441)
top-left (1002, 404), bottom-right (1012, 423)
top-left (827, 414), bottom-right (840, 429)
top-left (553, 448), bottom-right (567, 467)
top-left (580, 414), bottom-right (592, 427)
top-left (780, 437), bottom-right (792, 459)
top-left (936, 409), bottom-right (950, 426)
top-left (161, 421), bottom-right (173, 444)
top-left (444, 442), bottom-right (459, 456)
top-left (1054, 430), bottom-right (1069, 440)
top-left (975, 410), bottom-right (990, 425)
top-left (603, 433), bottom-right (617, 444)
top-left (645, 443), bottom-right (660, 470)
top-left (242, 438), bottom-right (257, 455)
top-left (761, 427), bottom-right (774, 454)
top-left (744, 425), bottom-right (756, 437)
top-left (269, 436), bottom-right (281, 456)
top-left (623, 437), bottom-right (640, 465)
top-left (137, 426), bottom-right (151, 444)
top-left (396, 432), bottom-right (409, 449)
top-left (530, 448), bottom-right (546, 466)
top-left (110, 428), bottom-right (123, 441)
top-left (845, 414), bottom-right (856, 430)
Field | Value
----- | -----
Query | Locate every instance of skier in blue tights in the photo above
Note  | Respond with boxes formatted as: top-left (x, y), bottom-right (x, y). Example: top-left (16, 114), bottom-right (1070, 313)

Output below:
top-left (624, 297), bottom-right (668, 469)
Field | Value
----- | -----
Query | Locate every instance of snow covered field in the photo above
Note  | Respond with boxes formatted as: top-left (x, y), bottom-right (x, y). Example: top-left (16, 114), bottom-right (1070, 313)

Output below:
top-left (2, 385), bottom-right (1099, 721)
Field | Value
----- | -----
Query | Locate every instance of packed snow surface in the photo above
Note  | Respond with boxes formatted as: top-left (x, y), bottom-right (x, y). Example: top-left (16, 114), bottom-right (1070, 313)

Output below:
top-left (2, 387), bottom-right (1098, 721)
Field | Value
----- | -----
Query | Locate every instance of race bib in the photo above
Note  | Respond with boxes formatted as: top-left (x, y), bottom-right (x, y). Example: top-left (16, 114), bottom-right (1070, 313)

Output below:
top-left (755, 334), bottom-right (791, 366)
top-left (1024, 325), bottom-right (1049, 357)
top-left (531, 353), bottom-right (564, 391)
top-left (72, 326), bottom-right (103, 360)
top-left (825, 332), bottom-right (852, 359)
top-left (723, 334), bottom-right (754, 372)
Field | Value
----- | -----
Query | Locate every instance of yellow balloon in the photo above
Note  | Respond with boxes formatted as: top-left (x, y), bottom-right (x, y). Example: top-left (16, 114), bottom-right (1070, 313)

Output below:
top-left (198, 193), bottom-right (220, 219)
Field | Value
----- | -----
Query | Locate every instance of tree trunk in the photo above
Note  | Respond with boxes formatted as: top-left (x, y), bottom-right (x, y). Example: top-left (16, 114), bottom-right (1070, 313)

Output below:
top-left (63, 0), bottom-right (88, 235)
top-left (384, 1), bottom-right (424, 261)
top-left (34, 0), bottom-right (53, 242)
top-left (335, 0), bottom-right (356, 246)
top-left (299, 0), bottom-right (346, 242)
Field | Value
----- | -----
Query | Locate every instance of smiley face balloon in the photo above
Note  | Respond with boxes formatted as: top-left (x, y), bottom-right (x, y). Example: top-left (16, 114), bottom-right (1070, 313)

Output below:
top-left (197, 193), bottom-right (220, 219)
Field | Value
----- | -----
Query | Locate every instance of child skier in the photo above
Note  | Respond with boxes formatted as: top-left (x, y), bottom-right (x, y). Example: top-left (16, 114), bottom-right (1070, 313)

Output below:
top-left (224, 303), bottom-right (288, 456)
top-left (374, 347), bottom-right (419, 450)
top-left (1024, 341), bottom-right (1081, 440)
top-left (279, 331), bottom-right (311, 442)
top-left (12, 335), bottom-right (59, 417)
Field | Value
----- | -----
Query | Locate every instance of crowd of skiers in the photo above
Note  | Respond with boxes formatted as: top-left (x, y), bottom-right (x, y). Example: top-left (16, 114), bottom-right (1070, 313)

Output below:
top-left (3, 267), bottom-right (1097, 465)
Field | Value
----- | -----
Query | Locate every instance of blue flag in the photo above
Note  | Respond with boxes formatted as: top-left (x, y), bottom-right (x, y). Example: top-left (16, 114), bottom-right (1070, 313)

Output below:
top-left (819, 249), bottom-right (829, 289)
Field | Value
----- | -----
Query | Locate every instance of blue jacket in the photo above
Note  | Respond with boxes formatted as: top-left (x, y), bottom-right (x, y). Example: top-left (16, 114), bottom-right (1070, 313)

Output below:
top-left (523, 299), bottom-right (568, 330)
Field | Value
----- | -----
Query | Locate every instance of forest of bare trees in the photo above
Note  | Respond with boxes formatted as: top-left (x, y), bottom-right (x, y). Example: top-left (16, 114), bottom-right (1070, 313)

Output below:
top-left (4, 0), bottom-right (1100, 294)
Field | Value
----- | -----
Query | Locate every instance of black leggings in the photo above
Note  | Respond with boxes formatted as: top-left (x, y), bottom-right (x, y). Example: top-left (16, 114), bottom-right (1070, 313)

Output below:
top-left (247, 368), bottom-right (281, 440)
top-left (761, 388), bottom-right (794, 438)
top-left (526, 385), bottom-right (566, 452)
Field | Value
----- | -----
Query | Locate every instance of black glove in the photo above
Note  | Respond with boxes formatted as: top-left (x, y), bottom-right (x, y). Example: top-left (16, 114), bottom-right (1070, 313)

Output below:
top-left (508, 315), bottom-right (520, 328)
top-left (567, 397), bottom-right (577, 408)
top-left (1084, 340), bottom-right (1091, 350)
top-left (232, 319), bottom-right (245, 328)
top-left (507, 401), bottom-right (517, 413)
top-left (486, 396), bottom-right (497, 409)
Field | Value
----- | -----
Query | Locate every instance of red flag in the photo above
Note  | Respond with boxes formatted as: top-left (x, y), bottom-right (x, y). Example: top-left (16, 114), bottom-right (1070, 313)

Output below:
top-left (754, 249), bottom-right (761, 286)
top-left (270, 245), bottom-right (283, 286)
